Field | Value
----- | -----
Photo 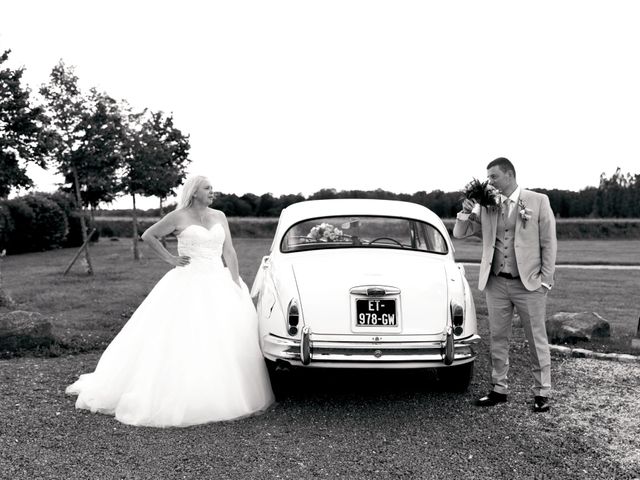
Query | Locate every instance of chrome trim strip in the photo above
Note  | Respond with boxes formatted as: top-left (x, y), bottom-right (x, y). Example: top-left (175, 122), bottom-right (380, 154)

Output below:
top-left (349, 285), bottom-right (401, 296)
top-left (262, 334), bottom-right (478, 365)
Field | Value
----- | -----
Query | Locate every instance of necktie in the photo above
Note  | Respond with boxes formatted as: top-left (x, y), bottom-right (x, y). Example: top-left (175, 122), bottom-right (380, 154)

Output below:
top-left (502, 197), bottom-right (510, 216)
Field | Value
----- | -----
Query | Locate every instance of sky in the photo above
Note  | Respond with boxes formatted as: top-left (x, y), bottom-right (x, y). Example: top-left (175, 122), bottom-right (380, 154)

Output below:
top-left (1, 0), bottom-right (639, 210)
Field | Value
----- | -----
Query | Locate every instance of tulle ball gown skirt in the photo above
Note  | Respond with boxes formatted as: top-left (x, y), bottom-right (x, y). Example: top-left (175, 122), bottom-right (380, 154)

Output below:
top-left (66, 258), bottom-right (275, 427)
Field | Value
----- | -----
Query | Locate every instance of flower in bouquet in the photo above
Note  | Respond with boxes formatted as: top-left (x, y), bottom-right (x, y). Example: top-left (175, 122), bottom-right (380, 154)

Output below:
top-left (518, 199), bottom-right (532, 228)
top-left (307, 222), bottom-right (343, 242)
top-left (461, 178), bottom-right (500, 208)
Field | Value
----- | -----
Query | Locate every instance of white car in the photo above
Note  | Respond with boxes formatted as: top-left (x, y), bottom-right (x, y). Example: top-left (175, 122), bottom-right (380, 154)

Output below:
top-left (251, 199), bottom-right (480, 390)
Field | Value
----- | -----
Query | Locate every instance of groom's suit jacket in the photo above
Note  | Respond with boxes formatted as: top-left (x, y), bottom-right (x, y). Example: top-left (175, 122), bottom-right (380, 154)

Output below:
top-left (453, 188), bottom-right (557, 292)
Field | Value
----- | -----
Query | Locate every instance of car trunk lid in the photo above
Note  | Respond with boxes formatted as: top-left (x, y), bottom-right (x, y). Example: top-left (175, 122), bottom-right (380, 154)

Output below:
top-left (291, 250), bottom-right (448, 335)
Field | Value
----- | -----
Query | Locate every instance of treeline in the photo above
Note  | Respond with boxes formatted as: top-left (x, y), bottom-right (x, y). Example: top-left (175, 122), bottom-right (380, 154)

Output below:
top-left (98, 169), bottom-right (640, 220)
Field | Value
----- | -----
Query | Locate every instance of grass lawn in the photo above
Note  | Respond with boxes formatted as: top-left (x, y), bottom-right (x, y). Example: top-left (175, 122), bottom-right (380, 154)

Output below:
top-left (1, 237), bottom-right (639, 355)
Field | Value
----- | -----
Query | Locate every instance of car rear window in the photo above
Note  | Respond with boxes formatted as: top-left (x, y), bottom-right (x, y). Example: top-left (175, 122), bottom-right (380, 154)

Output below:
top-left (280, 216), bottom-right (449, 254)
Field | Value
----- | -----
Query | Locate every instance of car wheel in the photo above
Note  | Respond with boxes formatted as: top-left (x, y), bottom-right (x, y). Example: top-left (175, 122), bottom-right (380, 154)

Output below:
top-left (437, 361), bottom-right (474, 392)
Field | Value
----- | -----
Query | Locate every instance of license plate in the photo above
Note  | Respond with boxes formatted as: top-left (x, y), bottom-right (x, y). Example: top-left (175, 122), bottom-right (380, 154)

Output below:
top-left (356, 299), bottom-right (396, 326)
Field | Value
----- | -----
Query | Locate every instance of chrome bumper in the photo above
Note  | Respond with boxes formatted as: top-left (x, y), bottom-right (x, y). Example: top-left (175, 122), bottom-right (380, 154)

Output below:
top-left (262, 331), bottom-right (481, 369)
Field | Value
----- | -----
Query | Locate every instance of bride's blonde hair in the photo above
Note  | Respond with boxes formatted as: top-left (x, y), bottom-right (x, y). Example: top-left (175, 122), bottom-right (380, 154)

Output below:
top-left (177, 175), bottom-right (210, 210)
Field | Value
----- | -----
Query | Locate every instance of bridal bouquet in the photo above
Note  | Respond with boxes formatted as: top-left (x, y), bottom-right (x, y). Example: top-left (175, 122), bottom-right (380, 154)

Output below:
top-left (308, 223), bottom-right (343, 242)
top-left (461, 178), bottom-right (500, 207)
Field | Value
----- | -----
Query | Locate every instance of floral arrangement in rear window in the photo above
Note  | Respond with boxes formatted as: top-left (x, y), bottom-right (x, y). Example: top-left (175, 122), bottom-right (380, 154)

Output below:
top-left (307, 223), bottom-right (343, 242)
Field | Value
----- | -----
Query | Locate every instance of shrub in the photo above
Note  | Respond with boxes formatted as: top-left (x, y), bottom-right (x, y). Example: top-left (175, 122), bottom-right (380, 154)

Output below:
top-left (0, 203), bottom-right (14, 251)
top-left (3, 199), bottom-right (35, 254)
top-left (22, 193), bottom-right (68, 251)
top-left (43, 191), bottom-right (77, 217)
top-left (39, 192), bottom-right (100, 247)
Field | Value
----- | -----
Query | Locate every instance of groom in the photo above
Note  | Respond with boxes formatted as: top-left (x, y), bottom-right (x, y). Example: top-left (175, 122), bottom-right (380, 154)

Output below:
top-left (453, 157), bottom-right (557, 413)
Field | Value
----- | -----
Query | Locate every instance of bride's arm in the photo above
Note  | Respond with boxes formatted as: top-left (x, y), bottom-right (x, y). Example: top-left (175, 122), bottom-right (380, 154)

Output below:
top-left (220, 214), bottom-right (242, 287)
top-left (141, 212), bottom-right (190, 267)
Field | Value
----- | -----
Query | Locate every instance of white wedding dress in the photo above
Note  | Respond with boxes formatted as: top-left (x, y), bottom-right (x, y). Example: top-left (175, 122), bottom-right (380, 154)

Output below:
top-left (66, 223), bottom-right (275, 427)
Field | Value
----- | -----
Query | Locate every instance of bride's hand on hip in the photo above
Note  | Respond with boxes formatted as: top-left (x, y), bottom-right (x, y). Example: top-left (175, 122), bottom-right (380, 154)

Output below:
top-left (169, 255), bottom-right (191, 267)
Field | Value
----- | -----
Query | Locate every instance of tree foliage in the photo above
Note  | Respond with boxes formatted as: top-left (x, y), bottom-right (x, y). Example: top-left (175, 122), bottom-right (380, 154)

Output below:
top-left (119, 109), bottom-right (190, 198)
top-left (61, 89), bottom-right (126, 210)
top-left (0, 50), bottom-right (51, 197)
top-left (39, 61), bottom-right (86, 169)
top-left (130, 111), bottom-right (190, 201)
top-left (594, 168), bottom-right (640, 218)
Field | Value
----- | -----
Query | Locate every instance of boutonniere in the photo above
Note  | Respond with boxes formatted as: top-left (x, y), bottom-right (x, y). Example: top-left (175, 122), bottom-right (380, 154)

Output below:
top-left (518, 199), bottom-right (532, 227)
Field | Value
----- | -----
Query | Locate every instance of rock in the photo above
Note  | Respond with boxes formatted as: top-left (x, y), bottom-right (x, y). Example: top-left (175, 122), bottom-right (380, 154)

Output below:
top-left (546, 312), bottom-right (610, 344)
top-left (549, 345), bottom-right (572, 357)
top-left (571, 348), bottom-right (593, 358)
top-left (617, 354), bottom-right (640, 364)
top-left (0, 311), bottom-right (55, 352)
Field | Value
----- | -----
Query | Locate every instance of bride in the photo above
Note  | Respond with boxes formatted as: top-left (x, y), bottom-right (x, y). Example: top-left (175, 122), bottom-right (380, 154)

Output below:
top-left (66, 175), bottom-right (274, 427)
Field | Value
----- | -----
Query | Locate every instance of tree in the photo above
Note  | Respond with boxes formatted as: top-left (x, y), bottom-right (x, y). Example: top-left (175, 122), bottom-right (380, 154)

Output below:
top-left (0, 50), bottom-right (51, 198)
top-left (595, 168), bottom-right (628, 217)
top-left (61, 89), bottom-right (125, 221)
top-left (132, 111), bottom-right (190, 214)
top-left (40, 60), bottom-right (95, 274)
top-left (120, 109), bottom-right (191, 259)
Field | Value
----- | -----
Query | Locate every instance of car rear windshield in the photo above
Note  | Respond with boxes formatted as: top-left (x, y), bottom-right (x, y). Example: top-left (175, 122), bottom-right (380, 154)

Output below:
top-left (280, 216), bottom-right (449, 254)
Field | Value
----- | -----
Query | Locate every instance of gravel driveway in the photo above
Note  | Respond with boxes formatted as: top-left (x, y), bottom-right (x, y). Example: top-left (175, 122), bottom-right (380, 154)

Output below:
top-left (1, 333), bottom-right (639, 480)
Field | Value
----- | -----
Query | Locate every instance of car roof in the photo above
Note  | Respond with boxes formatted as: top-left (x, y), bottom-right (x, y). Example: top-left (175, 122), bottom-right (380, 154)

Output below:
top-left (271, 199), bottom-right (449, 249)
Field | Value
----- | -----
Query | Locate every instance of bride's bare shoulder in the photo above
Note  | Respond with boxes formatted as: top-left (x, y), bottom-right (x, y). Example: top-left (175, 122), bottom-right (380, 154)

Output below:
top-left (164, 209), bottom-right (189, 222)
top-left (162, 209), bottom-right (194, 229)
top-left (208, 208), bottom-right (227, 220)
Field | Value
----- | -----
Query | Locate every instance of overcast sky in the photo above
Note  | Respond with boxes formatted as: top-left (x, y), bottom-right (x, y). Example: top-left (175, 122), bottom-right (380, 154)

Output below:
top-left (2, 0), bottom-right (639, 209)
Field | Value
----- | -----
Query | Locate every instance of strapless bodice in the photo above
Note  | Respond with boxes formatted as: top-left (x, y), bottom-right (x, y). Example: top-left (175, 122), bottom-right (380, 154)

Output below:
top-left (177, 223), bottom-right (225, 266)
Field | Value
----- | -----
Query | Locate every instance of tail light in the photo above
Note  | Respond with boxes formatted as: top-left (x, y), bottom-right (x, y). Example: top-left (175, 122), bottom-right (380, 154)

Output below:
top-left (451, 302), bottom-right (464, 336)
top-left (287, 300), bottom-right (300, 336)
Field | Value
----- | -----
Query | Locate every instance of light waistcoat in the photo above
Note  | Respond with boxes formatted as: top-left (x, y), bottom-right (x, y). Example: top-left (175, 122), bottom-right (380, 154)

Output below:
top-left (492, 198), bottom-right (520, 277)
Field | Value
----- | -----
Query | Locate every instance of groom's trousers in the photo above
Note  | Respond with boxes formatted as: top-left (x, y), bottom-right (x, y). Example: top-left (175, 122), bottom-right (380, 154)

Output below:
top-left (484, 274), bottom-right (551, 397)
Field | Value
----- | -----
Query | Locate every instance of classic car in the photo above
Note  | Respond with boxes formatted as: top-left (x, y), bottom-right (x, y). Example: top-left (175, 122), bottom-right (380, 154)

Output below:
top-left (250, 199), bottom-right (480, 390)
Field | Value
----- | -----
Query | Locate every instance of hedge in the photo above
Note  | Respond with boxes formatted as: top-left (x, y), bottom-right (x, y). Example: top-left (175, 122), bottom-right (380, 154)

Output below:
top-left (0, 192), bottom-right (94, 255)
top-left (95, 217), bottom-right (640, 240)
top-left (441, 219), bottom-right (640, 239)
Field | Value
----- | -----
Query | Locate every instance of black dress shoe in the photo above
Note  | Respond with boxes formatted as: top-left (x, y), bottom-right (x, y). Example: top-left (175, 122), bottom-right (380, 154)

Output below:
top-left (533, 396), bottom-right (550, 413)
top-left (475, 391), bottom-right (508, 407)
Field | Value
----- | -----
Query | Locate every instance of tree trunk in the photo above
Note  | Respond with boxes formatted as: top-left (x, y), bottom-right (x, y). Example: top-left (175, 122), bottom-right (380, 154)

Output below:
top-left (132, 193), bottom-right (140, 260)
top-left (72, 166), bottom-right (94, 275)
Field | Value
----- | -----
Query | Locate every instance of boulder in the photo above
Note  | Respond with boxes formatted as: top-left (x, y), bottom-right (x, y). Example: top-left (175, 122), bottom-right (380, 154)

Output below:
top-left (0, 310), bottom-right (55, 352)
top-left (546, 312), bottom-right (610, 344)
